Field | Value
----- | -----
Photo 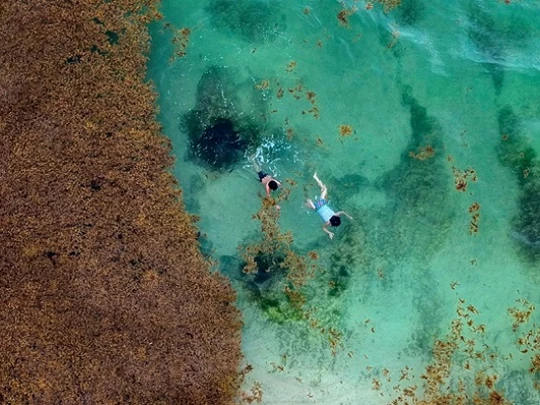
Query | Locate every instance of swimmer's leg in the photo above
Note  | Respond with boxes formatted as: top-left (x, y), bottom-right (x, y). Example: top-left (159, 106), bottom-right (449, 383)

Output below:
top-left (250, 154), bottom-right (262, 172)
top-left (305, 199), bottom-right (316, 210)
top-left (313, 172), bottom-right (328, 199)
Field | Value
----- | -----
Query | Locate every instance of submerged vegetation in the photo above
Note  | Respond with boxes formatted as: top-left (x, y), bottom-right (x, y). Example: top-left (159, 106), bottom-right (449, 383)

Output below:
top-left (326, 224), bottom-right (367, 298)
top-left (496, 106), bottom-right (540, 261)
top-left (239, 188), bottom-right (316, 324)
top-left (394, 0), bottom-right (423, 26)
top-left (387, 299), bottom-right (540, 403)
top-left (235, 188), bottom-right (350, 359)
top-left (377, 88), bottom-right (454, 264)
top-left (0, 1), bottom-right (242, 403)
top-left (206, 0), bottom-right (286, 43)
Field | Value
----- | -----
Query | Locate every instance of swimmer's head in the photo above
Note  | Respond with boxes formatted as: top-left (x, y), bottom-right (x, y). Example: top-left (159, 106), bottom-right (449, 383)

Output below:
top-left (269, 180), bottom-right (279, 191)
top-left (329, 215), bottom-right (341, 227)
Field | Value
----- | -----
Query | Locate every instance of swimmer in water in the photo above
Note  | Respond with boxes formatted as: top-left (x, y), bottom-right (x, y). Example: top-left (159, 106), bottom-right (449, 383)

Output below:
top-left (305, 172), bottom-right (353, 239)
top-left (251, 156), bottom-right (282, 197)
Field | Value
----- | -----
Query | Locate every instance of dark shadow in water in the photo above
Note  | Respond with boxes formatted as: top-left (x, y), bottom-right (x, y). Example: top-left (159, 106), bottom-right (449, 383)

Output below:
top-left (374, 87), bottom-right (454, 264)
top-left (466, 2), bottom-right (505, 95)
top-left (218, 254), bottom-right (245, 282)
top-left (230, 245), bottom-right (303, 324)
top-left (330, 173), bottom-right (371, 197)
top-left (183, 66), bottom-right (263, 170)
top-left (395, 0), bottom-right (424, 26)
top-left (465, 2), bottom-right (531, 96)
top-left (197, 232), bottom-right (215, 259)
top-left (377, 24), bottom-right (404, 59)
top-left (220, 251), bottom-right (286, 290)
top-left (496, 106), bottom-right (540, 262)
top-left (194, 117), bottom-right (248, 169)
top-left (320, 173), bottom-right (371, 214)
top-left (364, 88), bottom-right (454, 357)
top-left (374, 0), bottom-right (424, 59)
top-left (206, 0), bottom-right (286, 43)
top-left (498, 369), bottom-right (540, 404)
top-left (326, 224), bottom-right (365, 298)
top-left (404, 272), bottom-right (444, 359)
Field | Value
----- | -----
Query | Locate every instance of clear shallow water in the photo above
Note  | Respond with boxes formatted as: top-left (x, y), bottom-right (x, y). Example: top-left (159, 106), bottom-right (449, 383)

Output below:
top-left (148, 1), bottom-right (540, 403)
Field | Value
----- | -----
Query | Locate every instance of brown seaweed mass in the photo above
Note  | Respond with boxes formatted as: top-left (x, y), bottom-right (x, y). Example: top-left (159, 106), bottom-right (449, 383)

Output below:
top-left (0, 1), bottom-right (242, 404)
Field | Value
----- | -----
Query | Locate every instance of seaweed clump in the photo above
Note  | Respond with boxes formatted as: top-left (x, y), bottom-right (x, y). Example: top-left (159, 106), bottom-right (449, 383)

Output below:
top-left (390, 300), bottom-right (511, 404)
top-left (496, 106), bottom-right (540, 261)
top-left (183, 66), bottom-right (262, 170)
top-left (0, 2), bottom-right (242, 404)
top-left (375, 0), bottom-right (402, 14)
top-left (240, 189), bottom-right (316, 324)
top-left (511, 302), bottom-right (540, 396)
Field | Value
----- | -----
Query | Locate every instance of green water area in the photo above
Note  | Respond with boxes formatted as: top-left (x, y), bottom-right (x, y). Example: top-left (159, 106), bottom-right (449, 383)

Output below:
top-left (148, 1), bottom-right (540, 403)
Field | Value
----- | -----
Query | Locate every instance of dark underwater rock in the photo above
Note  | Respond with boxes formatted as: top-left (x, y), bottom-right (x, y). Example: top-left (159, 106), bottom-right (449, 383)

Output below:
top-left (252, 252), bottom-right (286, 286)
top-left (237, 251), bottom-right (287, 293)
top-left (235, 249), bottom-right (304, 324)
top-left (192, 117), bottom-right (247, 170)
top-left (221, 252), bottom-right (286, 290)
top-left (183, 66), bottom-right (262, 170)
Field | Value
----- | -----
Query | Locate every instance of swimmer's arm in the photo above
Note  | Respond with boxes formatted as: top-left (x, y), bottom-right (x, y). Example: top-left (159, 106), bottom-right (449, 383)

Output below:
top-left (265, 178), bottom-right (281, 196)
top-left (336, 211), bottom-right (353, 220)
top-left (322, 223), bottom-right (335, 239)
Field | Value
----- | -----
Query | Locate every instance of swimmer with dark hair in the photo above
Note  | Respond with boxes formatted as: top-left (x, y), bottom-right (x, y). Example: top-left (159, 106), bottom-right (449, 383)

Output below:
top-left (305, 172), bottom-right (353, 239)
top-left (251, 156), bottom-right (282, 197)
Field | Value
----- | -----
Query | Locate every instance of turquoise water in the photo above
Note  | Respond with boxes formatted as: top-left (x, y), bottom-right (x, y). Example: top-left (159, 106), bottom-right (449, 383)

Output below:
top-left (148, 1), bottom-right (540, 403)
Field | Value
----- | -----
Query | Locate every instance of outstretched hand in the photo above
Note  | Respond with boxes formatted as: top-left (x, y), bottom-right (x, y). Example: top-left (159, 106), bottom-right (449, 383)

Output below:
top-left (337, 211), bottom-right (354, 220)
top-left (328, 232), bottom-right (334, 240)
